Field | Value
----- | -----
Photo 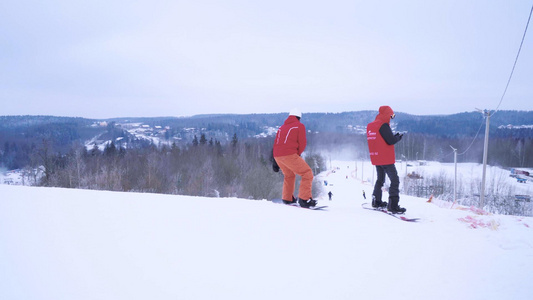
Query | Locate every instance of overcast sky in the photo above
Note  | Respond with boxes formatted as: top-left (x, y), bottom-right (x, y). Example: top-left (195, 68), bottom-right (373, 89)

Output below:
top-left (1, 0), bottom-right (532, 118)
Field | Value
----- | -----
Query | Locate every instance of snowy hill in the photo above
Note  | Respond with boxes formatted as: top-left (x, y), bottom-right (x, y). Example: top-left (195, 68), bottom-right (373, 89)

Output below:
top-left (1, 163), bottom-right (532, 300)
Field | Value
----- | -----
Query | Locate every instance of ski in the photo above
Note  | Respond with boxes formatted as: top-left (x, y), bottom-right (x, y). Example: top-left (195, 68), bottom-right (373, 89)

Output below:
top-left (271, 199), bottom-right (328, 210)
top-left (361, 203), bottom-right (419, 222)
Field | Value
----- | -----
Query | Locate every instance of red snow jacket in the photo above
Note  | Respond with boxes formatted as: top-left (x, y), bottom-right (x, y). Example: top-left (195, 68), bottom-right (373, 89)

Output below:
top-left (367, 106), bottom-right (400, 166)
top-left (273, 116), bottom-right (307, 157)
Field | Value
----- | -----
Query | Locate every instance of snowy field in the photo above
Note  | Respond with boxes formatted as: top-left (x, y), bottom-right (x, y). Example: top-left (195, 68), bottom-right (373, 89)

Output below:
top-left (1, 162), bottom-right (532, 300)
top-left (340, 160), bottom-right (532, 195)
top-left (1, 168), bottom-right (22, 185)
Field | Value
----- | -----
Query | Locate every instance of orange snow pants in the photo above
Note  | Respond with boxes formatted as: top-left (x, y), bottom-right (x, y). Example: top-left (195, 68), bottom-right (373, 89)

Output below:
top-left (275, 154), bottom-right (313, 201)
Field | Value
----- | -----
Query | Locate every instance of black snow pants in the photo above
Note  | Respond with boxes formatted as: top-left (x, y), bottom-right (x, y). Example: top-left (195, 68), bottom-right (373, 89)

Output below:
top-left (372, 164), bottom-right (400, 205)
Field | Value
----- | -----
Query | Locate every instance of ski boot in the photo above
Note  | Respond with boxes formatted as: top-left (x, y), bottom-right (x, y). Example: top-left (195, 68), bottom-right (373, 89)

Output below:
top-left (371, 195), bottom-right (387, 209)
top-left (387, 197), bottom-right (406, 214)
top-left (298, 198), bottom-right (317, 208)
top-left (282, 196), bottom-right (297, 205)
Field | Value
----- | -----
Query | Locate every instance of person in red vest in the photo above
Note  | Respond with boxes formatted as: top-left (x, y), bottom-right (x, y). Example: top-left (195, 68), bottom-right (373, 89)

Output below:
top-left (366, 106), bottom-right (406, 213)
top-left (273, 109), bottom-right (317, 208)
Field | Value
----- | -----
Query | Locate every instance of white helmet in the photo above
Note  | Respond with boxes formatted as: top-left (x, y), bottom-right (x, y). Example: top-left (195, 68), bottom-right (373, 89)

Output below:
top-left (289, 108), bottom-right (302, 118)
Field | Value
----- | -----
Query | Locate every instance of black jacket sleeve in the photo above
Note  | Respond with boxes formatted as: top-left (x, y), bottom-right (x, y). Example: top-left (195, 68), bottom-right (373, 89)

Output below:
top-left (379, 123), bottom-right (400, 145)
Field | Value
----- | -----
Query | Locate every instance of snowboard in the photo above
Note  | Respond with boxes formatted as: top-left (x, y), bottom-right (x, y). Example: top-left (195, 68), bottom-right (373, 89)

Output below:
top-left (271, 198), bottom-right (328, 210)
top-left (361, 203), bottom-right (419, 222)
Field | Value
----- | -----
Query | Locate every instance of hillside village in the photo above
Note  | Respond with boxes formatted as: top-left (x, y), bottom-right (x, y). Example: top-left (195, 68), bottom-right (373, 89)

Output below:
top-left (85, 120), bottom-right (280, 151)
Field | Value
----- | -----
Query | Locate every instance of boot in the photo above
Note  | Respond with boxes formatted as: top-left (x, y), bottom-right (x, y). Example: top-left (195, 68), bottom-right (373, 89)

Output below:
top-left (283, 196), bottom-right (297, 205)
top-left (388, 205), bottom-right (406, 214)
top-left (298, 198), bottom-right (317, 208)
top-left (372, 195), bottom-right (387, 208)
top-left (387, 197), bottom-right (406, 214)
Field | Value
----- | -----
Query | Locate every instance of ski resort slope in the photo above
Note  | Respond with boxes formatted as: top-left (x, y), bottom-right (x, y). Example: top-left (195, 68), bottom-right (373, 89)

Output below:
top-left (1, 162), bottom-right (532, 300)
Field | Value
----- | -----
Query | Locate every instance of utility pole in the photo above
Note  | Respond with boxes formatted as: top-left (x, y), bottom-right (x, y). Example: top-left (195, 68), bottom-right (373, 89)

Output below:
top-left (361, 160), bottom-right (364, 183)
top-left (478, 109), bottom-right (491, 209)
top-left (450, 145), bottom-right (457, 203)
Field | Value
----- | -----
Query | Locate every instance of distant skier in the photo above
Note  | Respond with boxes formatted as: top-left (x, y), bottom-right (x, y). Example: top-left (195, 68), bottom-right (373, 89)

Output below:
top-left (366, 106), bottom-right (406, 213)
top-left (328, 191), bottom-right (333, 201)
top-left (273, 109), bottom-right (317, 208)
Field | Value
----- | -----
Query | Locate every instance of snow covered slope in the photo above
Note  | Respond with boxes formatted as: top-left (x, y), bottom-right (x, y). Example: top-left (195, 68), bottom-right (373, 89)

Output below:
top-left (1, 163), bottom-right (532, 300)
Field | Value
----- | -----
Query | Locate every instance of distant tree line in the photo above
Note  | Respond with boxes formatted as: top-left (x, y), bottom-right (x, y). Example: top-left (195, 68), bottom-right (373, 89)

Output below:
top-left (31, 134), bottom-right (326, 200)
top-left (0, 117), bottom-right (97, 169)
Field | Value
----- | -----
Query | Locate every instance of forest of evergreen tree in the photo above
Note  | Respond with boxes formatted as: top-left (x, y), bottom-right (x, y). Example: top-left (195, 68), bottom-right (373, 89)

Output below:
top-left (22, 134), bottom-right (326, 201)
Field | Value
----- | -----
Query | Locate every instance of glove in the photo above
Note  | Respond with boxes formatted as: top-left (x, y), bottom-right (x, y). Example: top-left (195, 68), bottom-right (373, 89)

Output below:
top-left (395, 132), bottom-right (403, 141)
top-left (270, 149), bottom-right (280, 172)
top-left (272, 158), bottom-right (280, 173)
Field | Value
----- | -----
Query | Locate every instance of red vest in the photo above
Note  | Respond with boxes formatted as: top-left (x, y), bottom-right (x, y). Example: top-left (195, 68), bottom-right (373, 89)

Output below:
top-left (367, 118), bottom-right (395, 166)
top-left (273, 116), bottom-right (307, 157)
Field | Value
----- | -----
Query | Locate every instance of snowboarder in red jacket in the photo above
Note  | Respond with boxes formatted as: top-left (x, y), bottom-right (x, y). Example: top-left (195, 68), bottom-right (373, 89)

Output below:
top-left (273, 109), bottom-right (317, 208)
top-left (366, 106), bottom-right (406, 213)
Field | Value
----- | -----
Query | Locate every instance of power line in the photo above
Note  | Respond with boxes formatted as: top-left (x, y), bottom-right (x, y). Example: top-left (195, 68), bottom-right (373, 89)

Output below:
top-left (457, 116), bottom-right (485, 156)
top-left (429, 114), bottom-right (485, 160)
top-left (456, 3), bottom-right (533, 157)
top-left (492, 3), bottom-right (533, 116)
